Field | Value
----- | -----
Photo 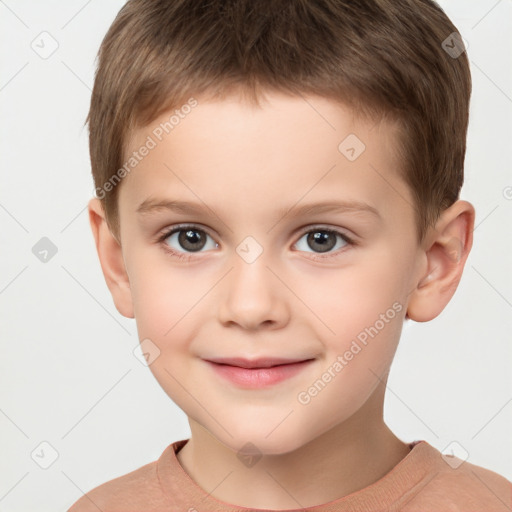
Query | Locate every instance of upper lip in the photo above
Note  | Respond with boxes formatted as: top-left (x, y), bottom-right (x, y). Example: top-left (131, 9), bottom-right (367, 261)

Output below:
top-left (205, 357), bottom-right (314, 369)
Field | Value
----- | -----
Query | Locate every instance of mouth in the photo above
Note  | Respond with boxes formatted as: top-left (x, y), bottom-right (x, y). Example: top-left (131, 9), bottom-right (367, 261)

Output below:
top-left (204, 356), bottom-right (315, 369)
top-left (204, 357), bottom-right (315, 388)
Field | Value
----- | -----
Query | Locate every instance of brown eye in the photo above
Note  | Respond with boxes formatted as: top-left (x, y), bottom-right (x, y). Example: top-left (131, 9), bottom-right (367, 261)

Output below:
top-left (176, 229), bottom-right (207, 252)
top-left (161, 225), bottom-right (218, 254)
top-left (306, 231), bottom-right (338, 253)
top-left (294, 227), bottom-right (353, 257)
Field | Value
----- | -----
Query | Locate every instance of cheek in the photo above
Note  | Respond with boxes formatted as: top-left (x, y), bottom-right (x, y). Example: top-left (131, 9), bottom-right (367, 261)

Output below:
top-left (294, 250), bottom-right (406, 341)
top-left (129, 251), bottom-right (209, 339)
top-left (293, 252), bottom-right (406, 404)
top-left (295, 311), bottom-right (403, 432)
top-left (128, 258), bottom-right (206, 407)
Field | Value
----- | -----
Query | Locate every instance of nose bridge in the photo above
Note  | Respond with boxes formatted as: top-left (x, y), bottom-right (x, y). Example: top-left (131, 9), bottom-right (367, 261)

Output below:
top-left (217, 239), bottom-right (289, 330)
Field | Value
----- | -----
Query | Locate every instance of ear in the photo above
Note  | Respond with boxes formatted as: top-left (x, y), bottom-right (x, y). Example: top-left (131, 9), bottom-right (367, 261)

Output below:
top-left (88, 198), bottom-right (134, 319)
top-left (406, 200), bottom-right (475, 322)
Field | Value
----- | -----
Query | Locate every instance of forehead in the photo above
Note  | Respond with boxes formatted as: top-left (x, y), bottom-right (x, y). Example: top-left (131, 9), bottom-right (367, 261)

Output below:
top-left (119, 92), bottom-right (410, 223)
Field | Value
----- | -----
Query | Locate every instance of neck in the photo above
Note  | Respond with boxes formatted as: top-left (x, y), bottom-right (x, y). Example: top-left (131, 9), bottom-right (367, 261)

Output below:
top-left (176, 382), bottom-right (411, 509)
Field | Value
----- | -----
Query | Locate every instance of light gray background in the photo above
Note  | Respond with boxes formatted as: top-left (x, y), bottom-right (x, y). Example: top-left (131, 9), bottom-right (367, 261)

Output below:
top-left (1, 1), bottom-right (511, 510)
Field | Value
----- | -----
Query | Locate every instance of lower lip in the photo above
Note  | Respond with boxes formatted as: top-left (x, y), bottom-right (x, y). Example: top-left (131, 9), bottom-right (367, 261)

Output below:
top-left (206, 360), bottom-right (314, 388)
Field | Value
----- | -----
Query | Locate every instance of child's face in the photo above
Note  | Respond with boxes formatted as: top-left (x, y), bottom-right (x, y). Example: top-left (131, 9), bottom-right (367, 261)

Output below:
top-left (114, 92), bottom-right (425, 453)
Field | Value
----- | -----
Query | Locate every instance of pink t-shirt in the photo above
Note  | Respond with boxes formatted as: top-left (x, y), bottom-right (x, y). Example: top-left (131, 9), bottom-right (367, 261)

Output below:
top-left (68, 438), bottom-right (512, 511)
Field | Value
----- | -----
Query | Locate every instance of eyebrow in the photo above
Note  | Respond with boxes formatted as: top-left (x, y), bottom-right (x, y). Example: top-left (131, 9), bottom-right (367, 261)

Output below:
top-left (136, 197), bottom-right (381, 221)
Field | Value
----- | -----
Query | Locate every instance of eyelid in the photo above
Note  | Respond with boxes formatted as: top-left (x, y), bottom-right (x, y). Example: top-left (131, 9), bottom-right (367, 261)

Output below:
top-left (295, 223), bottom-right (353, 239)
top-left (156, 222), bottom-right (217, 242)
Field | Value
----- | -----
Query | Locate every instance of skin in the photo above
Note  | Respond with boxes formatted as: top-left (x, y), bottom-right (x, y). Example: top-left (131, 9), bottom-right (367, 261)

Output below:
top-left (89, 91), bottom-right (475, 509)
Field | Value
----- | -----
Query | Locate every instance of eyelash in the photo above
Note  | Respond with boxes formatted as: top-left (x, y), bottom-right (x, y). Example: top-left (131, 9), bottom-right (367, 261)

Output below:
top-left (157, 224), bottom-right (356, 262)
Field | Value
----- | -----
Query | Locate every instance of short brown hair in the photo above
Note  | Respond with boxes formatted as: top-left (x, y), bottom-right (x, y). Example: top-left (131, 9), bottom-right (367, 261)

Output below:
top-left (87, 0), bottom-right (471, 243)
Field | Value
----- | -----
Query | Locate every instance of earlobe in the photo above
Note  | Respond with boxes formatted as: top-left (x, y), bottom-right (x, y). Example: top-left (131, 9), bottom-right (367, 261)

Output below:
top-left (406, 200), bottom-right (475, 322)
top-left (88, 198), bottom-right (135, 319)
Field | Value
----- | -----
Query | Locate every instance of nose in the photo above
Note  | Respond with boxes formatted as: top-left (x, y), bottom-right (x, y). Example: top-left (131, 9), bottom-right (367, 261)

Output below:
top-left (217, 252), bottom-right (290, 331)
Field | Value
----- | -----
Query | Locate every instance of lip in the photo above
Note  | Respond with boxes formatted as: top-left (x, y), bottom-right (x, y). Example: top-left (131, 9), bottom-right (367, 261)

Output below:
top-left (204, 358), bottom-right (315, 388)
top-left (205, 357), bottom-right (312, 369)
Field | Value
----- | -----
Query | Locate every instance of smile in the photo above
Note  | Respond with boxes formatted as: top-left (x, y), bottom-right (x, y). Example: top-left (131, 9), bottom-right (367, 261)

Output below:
top-left (205, 359), bottom-right (315, 388)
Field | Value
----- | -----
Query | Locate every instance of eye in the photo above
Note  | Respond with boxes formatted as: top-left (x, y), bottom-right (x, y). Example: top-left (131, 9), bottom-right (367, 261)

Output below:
top-left (294, 227), bottom-right (354, 258)
top-left (158, 224), bottom-right (355, 262)
top-left (158, 224), bottom-right (218, 260)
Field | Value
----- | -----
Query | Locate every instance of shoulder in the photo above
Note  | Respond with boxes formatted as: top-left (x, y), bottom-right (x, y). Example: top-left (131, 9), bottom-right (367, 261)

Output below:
top-left (403, 449), bottom-right (512, 511)
top-left (67, 459), bottom-right (165, 512)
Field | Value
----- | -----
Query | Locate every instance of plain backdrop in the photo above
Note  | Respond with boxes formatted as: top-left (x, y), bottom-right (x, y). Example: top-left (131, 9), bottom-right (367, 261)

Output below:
top-left (0, 1), bottom-right (511, 510)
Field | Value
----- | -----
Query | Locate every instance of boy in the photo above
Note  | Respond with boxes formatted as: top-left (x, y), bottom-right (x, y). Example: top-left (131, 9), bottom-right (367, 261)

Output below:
top-left (70, 0), bottom-right (511, 510)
